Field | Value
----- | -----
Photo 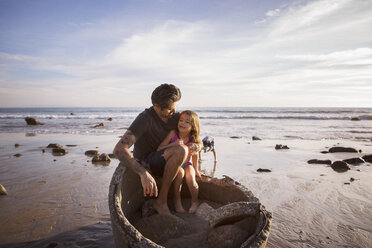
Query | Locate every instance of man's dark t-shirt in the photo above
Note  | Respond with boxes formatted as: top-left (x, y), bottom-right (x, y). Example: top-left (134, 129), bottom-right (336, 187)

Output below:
top-left (129, 107), bottom-right (179, 160)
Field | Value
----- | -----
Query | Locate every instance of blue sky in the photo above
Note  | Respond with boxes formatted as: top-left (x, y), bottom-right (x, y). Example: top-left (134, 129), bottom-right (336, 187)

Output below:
top-left (1, 0), bottom-right (371, 107)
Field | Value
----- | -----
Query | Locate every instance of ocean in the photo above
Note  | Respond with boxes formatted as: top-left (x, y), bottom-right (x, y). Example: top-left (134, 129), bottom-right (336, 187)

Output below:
top-left (0, 107), bottom-right (371, 141)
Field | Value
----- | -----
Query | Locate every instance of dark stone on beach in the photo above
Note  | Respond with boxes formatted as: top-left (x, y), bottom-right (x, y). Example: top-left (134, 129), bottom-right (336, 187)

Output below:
top-left (108, 117), bottom-right (113, 121)
top-left (13, 153), bottom-right (22, 157)
top-left (52, 148), bottom-right (68, 156)
top-left (25, 117), bottom-right (43, 125)
top-left (331, 161), bottom-right (350, 172)
top-left (344, 182), bottom-right (350, 185)
top-left (94, 123), bottom-right (105, 128)
top-left (208, 224), bottom-right (248, 248)
top-left (257, 168), bottom-right (271, 172)
top-left (252, 136), bottom-right (261, 140)
top-left (0, 184), bottom-right (8, 195)
top-left (362, 154), bottom-right (372, 163)
top-left (328, 147), bottom-right (358, 153)
top-left (66, 144), bottom-right (77, 147)
top-left (320, 151), bottom-right (329, 154)
top-left (85, 150), bottom-right (100, 156)
top-left (275, 144), bottom-right (289, 150)
top-left (230, 136), bottom-right (241, 139)
top-left (70, 112), bottom-right (75, 115)
top-left (351, 117), bottom-right (361, 121)
top-left (92, 153), bottom-right (111, 164)
top-left (343, 157), bottom-right (365, 165)
top-left (15, 143), bottom-right (20, 148)
top-left (307, 159), bottom-right (332, 165)
top-left (350, 177), bottom-right (355, 182)
top-left (47, 143), bottom-right (62, 149)
top-left (135, 214), bottom-right (193, 245)
top-left (53, 159), bottom-right (57, 162)
top-left (47, 242), bottom-right (59, 248)
top-left (42, 149), bottom-right (45, 153)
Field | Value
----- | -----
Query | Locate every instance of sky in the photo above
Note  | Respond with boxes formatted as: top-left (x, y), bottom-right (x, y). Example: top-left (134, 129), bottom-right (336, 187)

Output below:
top-left (0, 0), bottom-right (371, 108)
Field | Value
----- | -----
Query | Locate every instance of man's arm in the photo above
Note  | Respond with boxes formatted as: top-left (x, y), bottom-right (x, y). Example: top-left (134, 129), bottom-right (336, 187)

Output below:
top-left (113, 130), bottom-right (158, 197)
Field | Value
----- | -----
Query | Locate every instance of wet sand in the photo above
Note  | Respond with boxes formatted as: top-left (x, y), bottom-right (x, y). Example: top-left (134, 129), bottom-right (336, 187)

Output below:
top-left (0, 133), bottom-right (371, 247)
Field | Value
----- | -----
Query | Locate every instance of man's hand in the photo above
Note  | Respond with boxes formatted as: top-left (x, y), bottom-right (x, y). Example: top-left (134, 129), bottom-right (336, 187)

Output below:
top-left (139, 170), bottom-right (158, 197)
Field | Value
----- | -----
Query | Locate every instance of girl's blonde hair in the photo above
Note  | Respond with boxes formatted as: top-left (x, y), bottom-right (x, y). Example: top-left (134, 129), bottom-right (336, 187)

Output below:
top-left (178, 110), bottom-right (201, 143)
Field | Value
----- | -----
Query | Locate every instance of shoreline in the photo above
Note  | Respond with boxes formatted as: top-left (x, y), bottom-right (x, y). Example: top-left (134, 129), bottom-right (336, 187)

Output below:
top-left (0, 133), bottom-right (371, 247)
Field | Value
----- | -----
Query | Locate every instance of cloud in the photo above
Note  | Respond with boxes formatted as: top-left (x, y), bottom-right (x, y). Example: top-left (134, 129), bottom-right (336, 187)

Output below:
top-left (1, 0), bottom-right (372, 107)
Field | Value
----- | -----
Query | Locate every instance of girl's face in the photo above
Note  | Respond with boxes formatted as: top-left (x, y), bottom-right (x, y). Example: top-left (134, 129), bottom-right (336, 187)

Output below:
top-left (178, 113), bottom-right (192, 134)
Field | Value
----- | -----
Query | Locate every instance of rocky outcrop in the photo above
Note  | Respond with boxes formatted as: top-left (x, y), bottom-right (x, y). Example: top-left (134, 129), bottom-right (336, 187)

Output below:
top-left (331, 161), bottom-right (350, 172)
top-left (85, 150), bottom-right (100, 156)
top-left (275, 144), bottom-right (289, 150)
top-left (362, 154), bottom-right (372, 163)
top-left (252, 136), bottom-right (261, 140)
top-left (92, 153), bottom-right (111, 163)
top-left (47, 143), bottom-right (62, 149)
top-left (350, 117), bottom-right (361, 121)
top-left (328, 147), bottom-right (358, 153)
top-left (52, 148), bottom-right (68, 156)
top-left (343, 157), bottom-right (365, 165)
top-left (307, 159), bottom-right (332, 165)
top-left (94, 123), bottom-right (104, 128)
top-left (108, 117), bottom-right (113, 121)
top-left (25, 117), bottom-right (43, 125)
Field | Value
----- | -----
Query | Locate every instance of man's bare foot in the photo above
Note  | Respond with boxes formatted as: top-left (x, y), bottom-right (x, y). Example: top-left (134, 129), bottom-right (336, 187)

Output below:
top-left (188, 201), bottom-right (199, 214)
top-left (174, 200), bottom-right (186, 213)
top-left (153, 199), bottom-right (171, 215)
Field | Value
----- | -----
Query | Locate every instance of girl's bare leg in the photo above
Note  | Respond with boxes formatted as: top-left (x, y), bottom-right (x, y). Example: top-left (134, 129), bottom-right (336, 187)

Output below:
top-left (185, 166), bottom-right (199, 213)
top-left (173, 168), bottom-right (186, 213)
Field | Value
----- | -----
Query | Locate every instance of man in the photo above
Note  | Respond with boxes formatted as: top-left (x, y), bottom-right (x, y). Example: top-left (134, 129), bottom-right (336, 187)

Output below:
top-left (113, 84), bottom-right (201, 214)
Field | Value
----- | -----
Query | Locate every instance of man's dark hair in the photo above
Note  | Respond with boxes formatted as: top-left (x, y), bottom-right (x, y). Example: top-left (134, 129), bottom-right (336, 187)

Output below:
top-left (151, 84), bottom-right (181, 109)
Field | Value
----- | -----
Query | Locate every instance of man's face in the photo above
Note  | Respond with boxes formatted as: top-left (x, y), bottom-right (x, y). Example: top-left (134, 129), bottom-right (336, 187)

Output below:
top-left (155, 101), bottom-right (178, 121)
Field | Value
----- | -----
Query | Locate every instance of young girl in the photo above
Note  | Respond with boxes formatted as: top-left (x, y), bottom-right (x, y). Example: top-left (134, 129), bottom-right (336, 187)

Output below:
top-left (157, 110), bottom-right (202, 213)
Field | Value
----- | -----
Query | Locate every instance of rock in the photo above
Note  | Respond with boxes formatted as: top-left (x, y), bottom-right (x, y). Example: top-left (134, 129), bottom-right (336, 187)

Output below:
top-left (362, 154), bottom-right (372, 163)
top-left (42, 149), bottom-right (45, 153)
top-left (257, 168), bottom-right (271, 172)
top-left (350, 177), bottom-right (355, 182)
top-left (92, 153), bottom-right (111, 164)
top-left (107, 117), bottom-right (113, 121)
top-left (85, 150), bottom-right (100, 156)
top-left (94, 123), bottom-right (104, 128)
top-left (252, 136), bottom-right (261, 140)
top-left (307, 159), bottom-right (332, 165)
top-left (66, 144), bottom-right (77, 147)
top-left (0, 184), bottom-right (8, 195)
top-left (320, 151), bottom-right (329, 154)
top-left (13, 153), bottom-right (22, 157)
top-left (52, 148), bottom-right (68, 156)
top-left (208, 224), bottom-right (248, 248)
top-left (343, 157), bottom-right (365, 165)
top-left (275, 144), bottom-right (289, 150)
top-left (230, 136), bottom-right (241, 139)
top-left (331, 161), bottom-right (350, 172)
top-left (47, 143), bottom-right (62, 149)
top-left (135, 214), bottom-right (193, 245)
top-left (70, 112), bottom-right (75, 115)
top-left (328, 147), bottom-right (358, 153)
top-left (350, 117), bottom-right (361, 121)
top-left (15, 144), bottom-right (20, 148)
top-left (25, 117), bottom-right (42, 125)
top-left (142, 199), bottom-right (156, 218)
top-left (195, 202), bottom-right (215, 222)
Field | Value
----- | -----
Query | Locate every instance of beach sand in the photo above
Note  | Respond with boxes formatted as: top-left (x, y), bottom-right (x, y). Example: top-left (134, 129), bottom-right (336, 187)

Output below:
top-left (0, 133), bottom-right (371, 247)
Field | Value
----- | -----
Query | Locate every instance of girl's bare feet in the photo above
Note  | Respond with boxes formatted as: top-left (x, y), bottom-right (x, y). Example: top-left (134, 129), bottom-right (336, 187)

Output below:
top-left (188, 201), bottom-right (199, 214)
top-left (153, 200), bottom-right (171, 215)
top-left (174, 200), bottom-right (186, 213)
